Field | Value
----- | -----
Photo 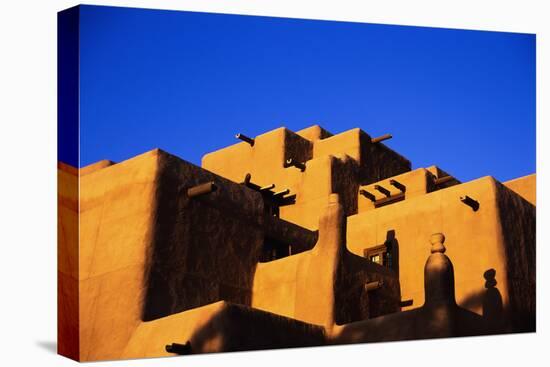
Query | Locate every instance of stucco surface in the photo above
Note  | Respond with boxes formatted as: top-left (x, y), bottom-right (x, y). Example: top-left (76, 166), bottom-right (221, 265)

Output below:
top-left (504, 173), bottom-right (536, 205)
top-left (348, 175), bottom-right (535, 327)
top-left (57, 162), bottom-right (79, 360)
top-left (58, 125), bottom-right (536, 361)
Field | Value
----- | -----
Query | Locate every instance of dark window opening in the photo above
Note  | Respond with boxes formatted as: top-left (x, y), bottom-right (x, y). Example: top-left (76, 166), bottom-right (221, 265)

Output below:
top-left (364, 245), bottom-right (393, 269)
top-left (364, 230), bottom-right (399, 275)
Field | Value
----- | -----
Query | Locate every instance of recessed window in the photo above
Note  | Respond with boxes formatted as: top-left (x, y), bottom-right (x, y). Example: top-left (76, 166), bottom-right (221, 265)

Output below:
top-left (370, 254), bottom-right (381, 264)
top-left (365, 245), bottom-right (392, 268)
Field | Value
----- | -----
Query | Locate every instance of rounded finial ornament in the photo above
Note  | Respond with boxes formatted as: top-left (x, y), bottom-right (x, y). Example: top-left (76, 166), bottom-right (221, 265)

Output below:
top-left (430, 233), bottom-right (446, 253)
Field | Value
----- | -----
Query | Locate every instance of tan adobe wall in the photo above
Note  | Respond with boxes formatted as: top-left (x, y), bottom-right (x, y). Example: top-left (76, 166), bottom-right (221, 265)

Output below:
top-left (58, 125), bottom-right (535, 361)
top-left (58, 162), bottom-right (79, 360)
top-left (504, 173), bottom-right (536, 205)
top-left (347, 176), bottom-right (535, 331)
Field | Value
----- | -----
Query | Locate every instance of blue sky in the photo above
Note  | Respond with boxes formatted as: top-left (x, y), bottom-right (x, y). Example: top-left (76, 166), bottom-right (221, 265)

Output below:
top-left (77, 5), bottom-right (535, 182)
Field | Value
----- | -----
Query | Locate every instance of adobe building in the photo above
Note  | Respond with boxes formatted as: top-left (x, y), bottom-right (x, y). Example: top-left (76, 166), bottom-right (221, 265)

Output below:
top-left (58, 125), bottom-right (536, 361)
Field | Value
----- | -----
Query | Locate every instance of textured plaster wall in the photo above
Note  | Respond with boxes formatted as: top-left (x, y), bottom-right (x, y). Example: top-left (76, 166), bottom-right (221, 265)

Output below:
top-left (77, 149), bottom-right (161, 361)
top-left (503, 173), bottom-right (536, 205)
top-left (347, 175), bottom-right (535, 332)
top-left (57, 162), bottom-right (79, 360)
top-left (58, 125), bottom-right (535, 361)
top-left (143, 150), bottom-right (265, 321)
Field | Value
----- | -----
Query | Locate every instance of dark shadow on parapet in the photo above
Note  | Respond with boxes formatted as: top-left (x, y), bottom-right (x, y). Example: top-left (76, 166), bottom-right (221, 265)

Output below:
top-left (459, 290), bottom-right (484, 312)
top-left (167, 302), bottom-right (325, 355)
top-left (482, 269), bottom-right (505, 333)
top-left (455, 268), bottom-right (506, 335)
top-left (337, 249), bottom-right (401, 324)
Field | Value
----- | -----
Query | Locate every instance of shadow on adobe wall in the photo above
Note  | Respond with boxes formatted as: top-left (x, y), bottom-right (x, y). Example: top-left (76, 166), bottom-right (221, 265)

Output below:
top-left (181, 303), bottom-right (326, 354)
top-left (142, 153), bottom-right (263, 321)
